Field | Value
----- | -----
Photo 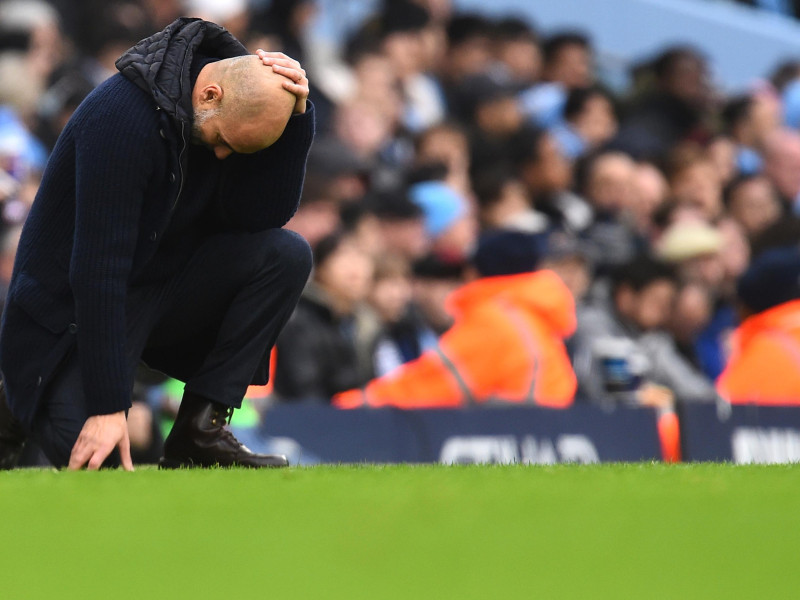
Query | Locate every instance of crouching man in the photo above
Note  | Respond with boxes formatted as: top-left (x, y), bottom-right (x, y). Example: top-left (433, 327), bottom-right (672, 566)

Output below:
top-left (0, 18), bottom-right (315, 470)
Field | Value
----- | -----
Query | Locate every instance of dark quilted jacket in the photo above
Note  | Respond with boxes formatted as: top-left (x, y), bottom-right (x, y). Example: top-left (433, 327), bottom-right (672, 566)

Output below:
top-left (0, 18), bottom-right (314, 426)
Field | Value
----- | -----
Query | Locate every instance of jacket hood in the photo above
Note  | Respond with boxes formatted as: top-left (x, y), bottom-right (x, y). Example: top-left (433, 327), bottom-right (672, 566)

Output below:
top-left (737, 299), bottom-right (800, 349)
top-left (115, 18), bottom-right (248, 123)
top-left (447, 270), bottom-right (577, 338)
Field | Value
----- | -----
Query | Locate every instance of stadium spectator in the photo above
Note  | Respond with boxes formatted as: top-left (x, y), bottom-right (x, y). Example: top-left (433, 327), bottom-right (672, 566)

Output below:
top-left (375, 0), bottom-right (445, 132)
top-left (343, 33), bottom-right (403, 130)
top-left (370, 190), bottom-right (431, 261)
top-left (551, 86), bottom-right (618, 159)
top-left (441, 14), bottom-right (494, 92)
top-left (457, 73), bottom-right (526, 168)
top-left (273, 231), bottom-right (377, 402)
top-left (655, 218), bottom-right (740, 380)
top-left (368, 253), bottom-right (437, 376)
top-left (410, 253), bottom-right (465, 336)
top-left (285, 175), bottom-right (342, 249)
top-left (491, 16), bottom-right (541, 86)
top-left (720, 90), bottom-right (781, 176)
top-left (511, 126), bottom-right (592, 235)
top-left (519, 31), bottom-right (593, 128)
top-left (414, 121), bottom-right (472, 197)
top-left (539, 231), bottom-right (592, 304)
top-left (629, 160), bottom-right (670, 239)
top-left (575, 150), bottom-right (643, 274)
top-left (472, 166), bottom-right (547, 232)
top-left (541, 31), bottom-right (593, 90)
top-left (614, 46), bottom-right (713, 160)
top-left (669, 281), bottom-right (714, 369)
top-left (724, 173), bottom-right (783, 240)
top-left (762, 128), bottom-right (800, 213)
top-left (718, 224), bottom-right (800, 403)
top-left (571, 255), bottom-right (716, 408)
top-left (333, 229), bottom-right (577, 408)
top-left (665, 148), bottom-right (725, 222)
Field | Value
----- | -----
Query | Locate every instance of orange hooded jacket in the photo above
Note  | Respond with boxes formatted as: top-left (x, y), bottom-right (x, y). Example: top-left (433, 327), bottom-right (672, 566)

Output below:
top-left (333, 270), bottom-right (577, 409)
top-left (717, 299), bottom-right (800, 404)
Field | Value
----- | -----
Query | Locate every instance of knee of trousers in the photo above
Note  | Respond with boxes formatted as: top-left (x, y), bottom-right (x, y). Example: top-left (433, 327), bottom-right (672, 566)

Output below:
top-left (31, 412), bottom-right (82, 468)
top-left (258, 228), bottom-right (313, 287)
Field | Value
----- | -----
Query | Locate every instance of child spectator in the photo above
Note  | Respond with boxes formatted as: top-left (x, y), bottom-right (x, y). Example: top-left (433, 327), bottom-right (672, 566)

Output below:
top-left (273, 232), bottom-right (377, 402)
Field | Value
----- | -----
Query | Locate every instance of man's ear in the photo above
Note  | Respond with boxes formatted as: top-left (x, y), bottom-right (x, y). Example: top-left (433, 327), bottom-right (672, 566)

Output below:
top-left (199, 83), bottom-right (223, 107)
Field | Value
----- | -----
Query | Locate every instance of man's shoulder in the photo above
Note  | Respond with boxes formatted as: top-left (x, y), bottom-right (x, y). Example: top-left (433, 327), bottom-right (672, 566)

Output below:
top-left (72, 74), bottom-right (158, 127)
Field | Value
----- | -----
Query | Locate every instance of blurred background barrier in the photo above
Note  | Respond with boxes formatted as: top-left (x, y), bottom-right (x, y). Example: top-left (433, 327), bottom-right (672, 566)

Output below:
top-left (234, 404), bottom-right (664, 465)
top-left (680, 403), bottom-right (800, 462)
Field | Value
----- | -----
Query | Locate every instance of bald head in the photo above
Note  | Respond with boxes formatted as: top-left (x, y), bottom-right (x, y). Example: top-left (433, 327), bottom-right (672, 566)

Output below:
top-left (191, 55), bottom-right (296, 158)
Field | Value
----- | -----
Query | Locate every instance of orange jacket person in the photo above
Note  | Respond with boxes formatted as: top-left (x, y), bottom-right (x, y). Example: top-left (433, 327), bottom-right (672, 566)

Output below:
top-left (334, 230), bottom-right (577, 409)
top-left (717, 243), bottom-right (800, 404)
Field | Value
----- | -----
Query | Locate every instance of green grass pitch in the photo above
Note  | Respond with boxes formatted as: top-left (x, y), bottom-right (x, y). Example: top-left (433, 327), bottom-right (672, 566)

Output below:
top-left (1, 463), bottom-right (797, 599)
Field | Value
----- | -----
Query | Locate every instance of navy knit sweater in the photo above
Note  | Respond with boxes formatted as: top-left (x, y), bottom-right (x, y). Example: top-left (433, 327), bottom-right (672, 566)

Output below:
top-left (0, 19), bottom-right (314, 424)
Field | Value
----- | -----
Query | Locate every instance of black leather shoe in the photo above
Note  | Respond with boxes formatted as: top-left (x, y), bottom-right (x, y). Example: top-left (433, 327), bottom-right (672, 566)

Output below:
top-left (0, 381), bottom-right (27, 470)
top-left (159, 395), bottom-right (288, 469)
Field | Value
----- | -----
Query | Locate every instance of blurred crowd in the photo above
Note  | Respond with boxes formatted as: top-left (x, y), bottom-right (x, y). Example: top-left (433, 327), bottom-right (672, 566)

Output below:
top-left (2, 0), bottom-right (800, 462)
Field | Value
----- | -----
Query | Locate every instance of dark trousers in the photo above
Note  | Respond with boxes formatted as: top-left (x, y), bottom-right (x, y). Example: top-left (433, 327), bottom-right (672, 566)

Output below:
top-left (31, 229), bottom-right (311, 467)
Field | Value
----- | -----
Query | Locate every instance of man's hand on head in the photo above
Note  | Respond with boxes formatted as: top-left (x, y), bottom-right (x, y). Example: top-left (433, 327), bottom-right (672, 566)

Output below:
top-left (68, 411), bottom-right (134, 471)
top-left (255, 49), bottom-right (309, 115)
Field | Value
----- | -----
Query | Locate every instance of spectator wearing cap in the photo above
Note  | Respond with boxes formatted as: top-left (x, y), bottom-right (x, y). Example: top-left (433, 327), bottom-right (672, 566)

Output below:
top-left (539, 231), bottom-right (592, 305)
top-left (718, 240), bottom-right (800, 404)
top-left (409, 179), bottom-right (477, 261)
top-left (333, 229), bottom-right (577, 409)
top-left (656, 218), bottom-right (736, 380)
top-left (411, 253), bottom-right (465, 336)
